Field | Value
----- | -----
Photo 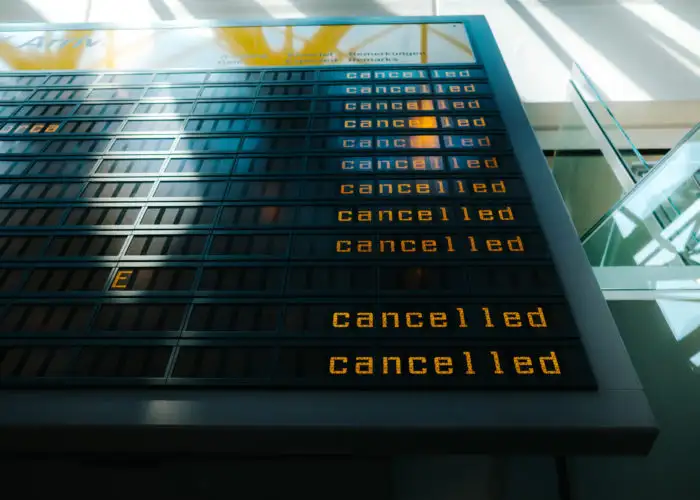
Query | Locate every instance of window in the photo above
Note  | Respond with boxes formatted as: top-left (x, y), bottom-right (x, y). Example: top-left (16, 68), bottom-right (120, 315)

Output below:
top-left (23, 267), bottom-right (110, 292)
top-left (0, 304), bottom-right (94, 332)
top-left (64, 207), bottom-right (140, 226)
top-left (45, 235), bottom-right (126, 257)
top-left (154, 181), bottom-right (226, 199)
top-left (96, 159), bottom-right (164, 174)
top-left (186, 304), bottom-right (278, 331)
top-left (198, 266), bottom-right (285, 291)
top-left (126, 234), bottom-right (207, 256)
top-left (92, 303), bottom-right (186, 331)
top-left (209, 234), bottom-right (289, 258)
top-left (81, 182), bottom-right (153, 198)
top-left (140, 206), bottom-right (217, 226)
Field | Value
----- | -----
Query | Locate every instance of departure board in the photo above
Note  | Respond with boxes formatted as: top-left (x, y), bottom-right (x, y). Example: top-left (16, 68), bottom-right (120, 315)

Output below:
top-left (0, 17), bottom-right (659, 457)
top-left (0, 63), bottom-right (596, 390)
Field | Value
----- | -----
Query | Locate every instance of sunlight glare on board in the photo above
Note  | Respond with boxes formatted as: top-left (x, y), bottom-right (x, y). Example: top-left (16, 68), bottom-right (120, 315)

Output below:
top-left (256, 0), bottom-right (305, 19)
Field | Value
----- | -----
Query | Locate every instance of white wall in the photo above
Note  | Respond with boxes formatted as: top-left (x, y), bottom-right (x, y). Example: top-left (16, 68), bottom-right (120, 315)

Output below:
top-left (1, 0), bottom-right (699, 148)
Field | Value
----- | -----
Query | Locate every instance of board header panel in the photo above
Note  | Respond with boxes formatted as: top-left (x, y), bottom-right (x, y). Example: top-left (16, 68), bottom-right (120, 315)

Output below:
top-left (0, 23), bottom-right (475, 71)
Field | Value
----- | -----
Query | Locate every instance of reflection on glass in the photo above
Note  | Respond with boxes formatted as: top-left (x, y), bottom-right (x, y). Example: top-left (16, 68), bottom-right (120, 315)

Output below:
top-left (583, 124), bottom-right (700, 267)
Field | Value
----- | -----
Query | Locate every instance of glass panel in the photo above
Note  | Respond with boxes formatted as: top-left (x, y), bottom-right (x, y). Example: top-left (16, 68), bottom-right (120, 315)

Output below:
top-left (583, 124), bottom-right (700, 268)
top-left (571, 63), bottom-right (652, 179)
top-left (549, 100), bottom-right (629, 237)
top-left (550, 63), bottom-right (681, 238)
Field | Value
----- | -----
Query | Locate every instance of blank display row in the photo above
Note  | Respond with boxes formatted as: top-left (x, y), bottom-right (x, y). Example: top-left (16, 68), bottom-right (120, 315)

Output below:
top-left (0, 263), bottom-right (560, 295)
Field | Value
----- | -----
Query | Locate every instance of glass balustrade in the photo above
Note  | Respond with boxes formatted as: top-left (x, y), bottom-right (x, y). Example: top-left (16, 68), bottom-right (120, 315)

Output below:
top-left (583, 124), bottom-right (700, 269)
top-left (549, 63), bottom-right (646, 237)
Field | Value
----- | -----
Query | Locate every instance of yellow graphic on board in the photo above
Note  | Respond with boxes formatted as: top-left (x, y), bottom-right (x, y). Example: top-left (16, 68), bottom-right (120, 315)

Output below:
top-left (0, 23), bottom-right (475, 71)
top-left (0, 31), bottom-right (96, 70)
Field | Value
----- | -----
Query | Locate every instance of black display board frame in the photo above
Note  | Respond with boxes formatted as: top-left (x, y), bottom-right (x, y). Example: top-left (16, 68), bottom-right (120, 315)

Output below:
top-left (0, 16), bottom-right (657, 455)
